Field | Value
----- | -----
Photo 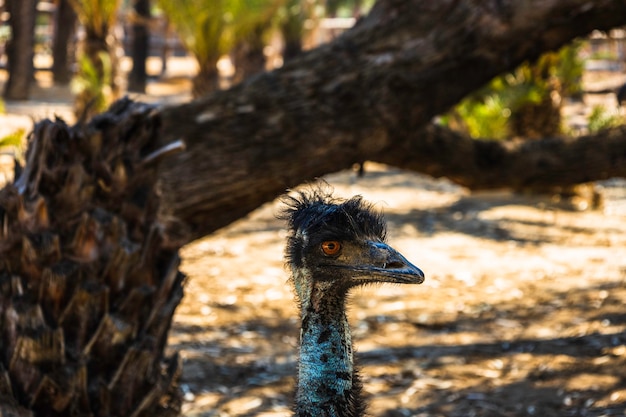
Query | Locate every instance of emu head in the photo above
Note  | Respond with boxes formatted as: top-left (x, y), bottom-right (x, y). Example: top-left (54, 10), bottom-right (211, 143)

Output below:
top-left (281, 189), bottom-right (424, 304)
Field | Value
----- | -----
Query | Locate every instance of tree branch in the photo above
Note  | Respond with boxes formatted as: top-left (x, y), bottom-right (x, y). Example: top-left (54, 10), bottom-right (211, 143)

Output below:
top-left (380, 124), bottom-right (626, 190)
top-left (154, 0), bottom-right (626, 245)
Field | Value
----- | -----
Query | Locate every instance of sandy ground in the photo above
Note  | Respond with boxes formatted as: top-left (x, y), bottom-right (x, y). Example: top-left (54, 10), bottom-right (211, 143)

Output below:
top-left (174, 165), bottom-right (626, 417)
top-left (1, 58), bottom-right (625, 417)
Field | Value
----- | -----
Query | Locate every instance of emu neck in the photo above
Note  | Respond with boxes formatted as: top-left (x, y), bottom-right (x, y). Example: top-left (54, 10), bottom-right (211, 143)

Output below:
top-left (295, 284), bottom-right (362, 417)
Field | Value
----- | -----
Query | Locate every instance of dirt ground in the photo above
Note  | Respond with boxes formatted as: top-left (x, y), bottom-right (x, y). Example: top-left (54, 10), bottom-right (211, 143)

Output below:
top-left (1, 59), bottom-right (625, 417)
top-left (173, 165), bottom-right (626, 417)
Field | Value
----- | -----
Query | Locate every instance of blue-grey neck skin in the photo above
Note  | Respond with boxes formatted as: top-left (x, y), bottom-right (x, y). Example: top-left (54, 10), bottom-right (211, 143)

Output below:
top-left (294, 275), bottom-right (364, 417)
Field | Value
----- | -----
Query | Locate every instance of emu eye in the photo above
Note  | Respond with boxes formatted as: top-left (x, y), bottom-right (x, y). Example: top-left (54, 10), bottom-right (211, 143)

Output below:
top-left (321, 241), bottom-right (342, 256)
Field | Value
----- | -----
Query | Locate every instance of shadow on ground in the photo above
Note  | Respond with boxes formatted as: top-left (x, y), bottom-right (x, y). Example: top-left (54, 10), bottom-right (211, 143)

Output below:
top-left (172, 165), bottom-right (626, 417)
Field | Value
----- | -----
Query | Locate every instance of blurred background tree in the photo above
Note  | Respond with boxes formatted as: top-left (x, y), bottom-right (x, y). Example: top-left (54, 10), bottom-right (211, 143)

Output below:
top-left (127, 0), bottom-right (151, 92)
top-left (52, 0), bottom-right (78, 85)
top-left (70, 0), bottom-right (122, 118)
top-left (3, 0), bottom-right (37, 100)
top-left (0, 0), bottom-right (622, 130)
top-left (277, 0), bottom-right (308, 62)
top-left (156, 0), bottom-right (283, 97)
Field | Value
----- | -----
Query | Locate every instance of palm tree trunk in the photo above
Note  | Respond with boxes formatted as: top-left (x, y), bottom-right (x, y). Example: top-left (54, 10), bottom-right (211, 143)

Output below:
top-left (3, 0), bottom-right (36, 100)
top-left (192, 62), bottom-right (220, 97)
top-left (70, 0), bottom-right (123, 118)
top-left (52, 0), bottom-right (78, 85)
top-left (280, 0), bottom-right (305, 63)
top-left (128, 0), bottom-right (151, 93)
top-left (0, 99), bottom-right (184, 417)
top-left (231, 24), bottom-right (267, 85)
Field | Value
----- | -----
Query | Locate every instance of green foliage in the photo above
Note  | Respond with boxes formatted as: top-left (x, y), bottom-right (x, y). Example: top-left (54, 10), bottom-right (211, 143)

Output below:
top-left (0, 128), bottom-right (26, 164)
top-left (0, 129), bottom-right (25, 151)
top-left (157, 0), bottom-right (283, 67)
top-left (448, 94), bottom-right (512, 140)
top-left (587, 105), bottom-right (625, 133)
top-left (555, 40), bottom-right (584, 98)
top-left (70, 0), bottom-right (121, 36)
top-left (441, 42), bottom-right (584, 140)
top-left (325, 0), bottom-right (374, 17)
top-left (69, 0), bottom-right (121, 115)
top-left (72, 52), bottom-right (113, 115)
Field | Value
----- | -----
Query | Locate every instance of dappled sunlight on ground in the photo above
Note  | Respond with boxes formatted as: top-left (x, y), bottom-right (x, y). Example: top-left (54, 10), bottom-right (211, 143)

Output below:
top-left (174, 163), bottom-right (626, 417)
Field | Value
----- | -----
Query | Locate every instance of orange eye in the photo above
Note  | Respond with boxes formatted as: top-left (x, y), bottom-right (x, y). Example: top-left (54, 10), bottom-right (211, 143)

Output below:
top-left (321, 241), bottom-right (342, 256)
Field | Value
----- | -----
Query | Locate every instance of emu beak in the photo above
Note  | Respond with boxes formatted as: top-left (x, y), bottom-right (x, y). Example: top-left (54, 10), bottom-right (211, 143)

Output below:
top-left (356, 241), bottom-right (425, 284)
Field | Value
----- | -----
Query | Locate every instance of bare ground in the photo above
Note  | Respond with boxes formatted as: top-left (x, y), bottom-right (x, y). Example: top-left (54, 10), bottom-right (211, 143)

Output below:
top-left (173, 164), bottom-right (626, 417)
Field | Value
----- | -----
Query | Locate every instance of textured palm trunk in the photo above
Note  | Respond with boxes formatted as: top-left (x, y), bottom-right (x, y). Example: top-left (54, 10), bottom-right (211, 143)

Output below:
top-left (3, 0), bottom-right (37, 100)
top-left (128, 0), bottom-right (151, 93)
top-left (192, 63), bottom-right (220, 98)
top-left (0, 99), bottom-right (183, 417)
top-left (52, 0), bottom-right (78, 85)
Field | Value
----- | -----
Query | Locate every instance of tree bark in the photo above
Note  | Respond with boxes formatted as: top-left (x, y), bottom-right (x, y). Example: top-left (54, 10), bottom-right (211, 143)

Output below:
top-left (52, 0), bottom-right (78, 85)
top-left (128, 0), bottom-right (151, 93)
top-left (378, 123), bottom-right (626, 191)
top-left (154, 0), bottom-right (626, 247)
top-left (3, 0), bottom-right (37, 100)
top-left (0, 99), bottom-right (183, 417)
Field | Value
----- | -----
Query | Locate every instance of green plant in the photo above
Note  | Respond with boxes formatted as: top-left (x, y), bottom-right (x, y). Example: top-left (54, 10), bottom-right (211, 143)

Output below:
top-left (69, 0), bottom-right (122, 117)
top-left (0, 129), bottom-right (25, 150)
top-left (452, 94), bottom-right (512, 139)
top-left (70, 0), bottom-right (121, 37)
top-left (587, 105), bottom-right (624, 133)
top-left (556, 40), bottom-right (584, 98)
top-left (441, 42), bottom-right (584, 140)
top-left (71, 52), bottom-right (113, 116)
top-left (157, 0), bottom-right (283, 96)
top-left (0, 129), bottom-right (26, 166)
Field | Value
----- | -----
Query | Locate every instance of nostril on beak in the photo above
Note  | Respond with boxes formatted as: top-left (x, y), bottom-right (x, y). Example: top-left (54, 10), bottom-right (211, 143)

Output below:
top-left (384, 261), bottom-right (405, 269)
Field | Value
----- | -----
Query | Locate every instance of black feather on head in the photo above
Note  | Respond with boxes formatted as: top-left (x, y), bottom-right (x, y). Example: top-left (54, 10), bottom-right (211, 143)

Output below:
top-left (280, 185), bottom-right (387, 268)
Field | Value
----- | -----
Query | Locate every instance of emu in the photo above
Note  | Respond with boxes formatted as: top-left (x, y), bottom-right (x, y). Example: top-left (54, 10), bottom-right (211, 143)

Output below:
top-left (281, 189), bottom-right (425, 417)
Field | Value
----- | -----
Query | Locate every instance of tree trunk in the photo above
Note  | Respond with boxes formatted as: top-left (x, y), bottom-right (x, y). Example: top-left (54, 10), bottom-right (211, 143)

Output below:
top-left (377, 123), bottom-right (626, 191)
top-left (280, 0), bottom-right (305, 63)
top-left (231, 24), bottom-right (267, 85)
top-left (0, 99), bottom-right (183, 417)
top-left (154, 0), bottom-right (626, 247)
top-left (128, 0), bottom-right (151, 93)
top-left (52, 0), bottom-right (78, 85)
top-left (191, 63), bottom-right (220, 98)
top-left (3, 0), bottom-right (36, 100)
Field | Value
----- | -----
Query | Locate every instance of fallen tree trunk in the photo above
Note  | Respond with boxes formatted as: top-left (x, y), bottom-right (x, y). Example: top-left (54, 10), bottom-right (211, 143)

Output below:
top-left (380, 124), bottom-right (626, 190)
top-left (156, 0), bottom-right (626, 246)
